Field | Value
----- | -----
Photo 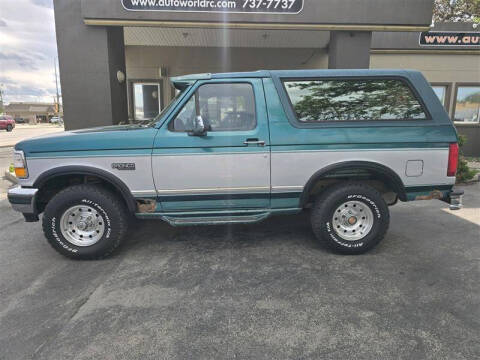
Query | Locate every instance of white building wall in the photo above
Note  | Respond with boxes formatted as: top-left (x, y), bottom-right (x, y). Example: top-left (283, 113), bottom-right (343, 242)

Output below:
top-left (370, 53), bottom-right (480, 84)
top-left (125, 45), bottom-right (328, 118)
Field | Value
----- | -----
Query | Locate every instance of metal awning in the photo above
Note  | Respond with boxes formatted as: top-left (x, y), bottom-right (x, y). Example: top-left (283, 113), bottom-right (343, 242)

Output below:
top-left (124, 27), bottom-right (331, 48)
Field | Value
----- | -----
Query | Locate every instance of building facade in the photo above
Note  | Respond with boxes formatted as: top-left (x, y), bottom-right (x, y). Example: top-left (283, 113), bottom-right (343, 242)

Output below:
top-left (371, 23), bottom-right (480, 156)
top-left (4, 102), bottom-right (62, 124)
top-left (53, 0), bottom-right (479, 155)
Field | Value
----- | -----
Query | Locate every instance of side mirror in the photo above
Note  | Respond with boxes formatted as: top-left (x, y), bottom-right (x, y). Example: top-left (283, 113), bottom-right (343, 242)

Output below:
top-left (188, 115), bottom-right (207, 136)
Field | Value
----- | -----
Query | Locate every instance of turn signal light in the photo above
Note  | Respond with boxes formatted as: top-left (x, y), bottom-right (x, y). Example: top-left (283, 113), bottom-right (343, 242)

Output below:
top-left (14, 167), bottom-right (28, 178)
top-left (13, 150), bottom-right (28, 179)
top-left (447, 143), bottom-right (459, 177)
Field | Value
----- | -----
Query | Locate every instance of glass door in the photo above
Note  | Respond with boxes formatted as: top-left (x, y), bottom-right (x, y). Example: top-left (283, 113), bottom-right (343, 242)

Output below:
top-left (132, 81), bottom-right (162, 121)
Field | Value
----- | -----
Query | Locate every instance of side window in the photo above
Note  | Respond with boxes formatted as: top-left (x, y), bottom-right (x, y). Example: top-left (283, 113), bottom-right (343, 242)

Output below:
top-left (283, 78), bottom-right (428, 122)
top-left (169, 83), bottom-right (256, 132)
top-left (170, 94), bottom-right (196, 132)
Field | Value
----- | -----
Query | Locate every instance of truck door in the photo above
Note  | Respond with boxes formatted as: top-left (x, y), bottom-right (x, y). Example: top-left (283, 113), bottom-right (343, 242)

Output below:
top-left (152, 78), bottom-right (271, 211)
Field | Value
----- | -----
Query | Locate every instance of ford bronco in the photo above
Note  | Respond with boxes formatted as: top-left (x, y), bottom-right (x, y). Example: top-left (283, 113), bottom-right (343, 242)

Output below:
top-left (8, 70), bottom-right (463, 259)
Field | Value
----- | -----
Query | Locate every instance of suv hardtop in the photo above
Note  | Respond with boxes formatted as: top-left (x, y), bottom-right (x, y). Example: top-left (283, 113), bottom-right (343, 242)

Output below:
top-left (8, 69), bottom-right (463, 259)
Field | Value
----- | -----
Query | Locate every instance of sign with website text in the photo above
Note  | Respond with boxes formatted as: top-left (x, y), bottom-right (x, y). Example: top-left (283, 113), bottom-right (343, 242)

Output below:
top-left (122, 0), bottom-right (303, 14)
top-left (419, 31), bottom-right (480, 46)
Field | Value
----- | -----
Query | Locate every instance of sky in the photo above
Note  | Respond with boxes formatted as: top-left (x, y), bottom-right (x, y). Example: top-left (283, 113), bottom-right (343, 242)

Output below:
top-left (0, 0), bottom-right (59, 105)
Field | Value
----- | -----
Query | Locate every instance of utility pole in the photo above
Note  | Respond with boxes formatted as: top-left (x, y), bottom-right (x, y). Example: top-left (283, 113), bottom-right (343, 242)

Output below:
top-left (0, 84), bottom-right (4, 114)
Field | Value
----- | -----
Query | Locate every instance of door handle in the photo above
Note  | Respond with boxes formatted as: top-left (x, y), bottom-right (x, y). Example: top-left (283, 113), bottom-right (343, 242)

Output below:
top-left (244, 138), bottom-right (265, 146)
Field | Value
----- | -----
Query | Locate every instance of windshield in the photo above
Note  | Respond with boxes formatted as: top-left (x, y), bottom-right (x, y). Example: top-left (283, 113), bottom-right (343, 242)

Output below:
top-left (142, 88), bottom-right (188, 127)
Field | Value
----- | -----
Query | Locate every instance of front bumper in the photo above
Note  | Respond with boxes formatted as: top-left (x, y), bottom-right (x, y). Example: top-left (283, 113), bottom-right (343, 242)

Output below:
top-left (7, 185), bottom-right (38, 219)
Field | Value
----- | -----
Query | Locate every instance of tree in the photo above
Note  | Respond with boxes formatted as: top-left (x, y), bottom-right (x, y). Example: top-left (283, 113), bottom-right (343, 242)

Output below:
top-left (286, 80), bottom-right (425, 122)
top-left (433, 0), bottom-right (480, 23)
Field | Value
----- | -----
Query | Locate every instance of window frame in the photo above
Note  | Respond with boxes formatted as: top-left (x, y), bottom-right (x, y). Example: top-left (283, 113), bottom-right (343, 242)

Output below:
top-left (276, 75), bottom-right (433, 128)
top-left (452, 82), bottom-right (480, 125)
top-left (430, 82), bottom-right (452, 113)
top-left (167, 81), bottom-right (257, 133)
top-left (128, 79), bottom-right (164, 122)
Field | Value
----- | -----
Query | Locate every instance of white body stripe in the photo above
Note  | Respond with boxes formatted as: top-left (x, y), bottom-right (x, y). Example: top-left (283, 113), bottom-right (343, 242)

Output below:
top-left (152, 152), bottom-right (270, 192)
top-left (20, 156), bottom-right (156, 193)
top-left (20, 148), bottom-right (454, 197)
top-left (271, 148), bottom-right (454, 189)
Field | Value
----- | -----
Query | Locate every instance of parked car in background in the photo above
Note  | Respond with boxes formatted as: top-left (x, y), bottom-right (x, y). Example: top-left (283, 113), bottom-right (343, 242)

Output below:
top-left (14, 117), bottom-right (26, 124)
top-left (0, 115), bottom-right (15, 131)
top-left (49, 116), bottom-right (63, 124)
top-left (8, 69), bottom-right (463, 260)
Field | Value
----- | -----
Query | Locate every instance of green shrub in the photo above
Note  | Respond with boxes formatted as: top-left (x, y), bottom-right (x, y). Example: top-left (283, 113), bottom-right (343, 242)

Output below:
top-left (456, 135), bottom-right (478, 183)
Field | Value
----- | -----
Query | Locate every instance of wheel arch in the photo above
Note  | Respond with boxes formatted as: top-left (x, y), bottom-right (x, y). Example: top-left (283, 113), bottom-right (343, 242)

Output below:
top-left (299, 161), bottom-right (407, 207)
top-left (33, 165), bottom-right (137, 214)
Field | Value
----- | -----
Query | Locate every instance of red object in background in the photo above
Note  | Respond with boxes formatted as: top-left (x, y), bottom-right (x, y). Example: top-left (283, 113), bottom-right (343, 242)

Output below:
top-left (0, 115), bottom-right (16, 131)
top-left (447, 143), bottom-right (459, 177)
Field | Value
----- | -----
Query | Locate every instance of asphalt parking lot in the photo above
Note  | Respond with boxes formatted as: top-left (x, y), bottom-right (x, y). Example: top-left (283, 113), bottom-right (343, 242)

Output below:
top-left (0, 148), bottom-right (479, 359)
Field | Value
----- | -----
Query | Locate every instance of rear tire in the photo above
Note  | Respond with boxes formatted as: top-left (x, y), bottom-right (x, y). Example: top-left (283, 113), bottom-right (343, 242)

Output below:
top-left (311, 182), bottom-right (390, 254)
top-left (42, 184), bottom-right (129, 260)
top-left (6, 124), bottom-right (13, 132)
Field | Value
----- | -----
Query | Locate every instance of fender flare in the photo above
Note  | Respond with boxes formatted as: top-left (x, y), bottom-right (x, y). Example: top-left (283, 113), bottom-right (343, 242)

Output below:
top-left (33, 165), bottom-right (137, 213)
top-left (299, 161), bottom-right (407, 207)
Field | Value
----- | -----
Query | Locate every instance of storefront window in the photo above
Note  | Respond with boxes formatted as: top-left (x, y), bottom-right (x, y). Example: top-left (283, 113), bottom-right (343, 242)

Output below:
top-left (133, 82), bottom-right (161, 121)
top-left (454, 86), bottom-right (480, 123)
top-left (432, 86), bottom-right (447, 107)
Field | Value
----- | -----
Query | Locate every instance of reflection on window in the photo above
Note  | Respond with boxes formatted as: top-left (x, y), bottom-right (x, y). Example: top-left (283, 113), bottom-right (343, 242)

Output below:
top-left (171, 95), bottom-right (196, 131)
top-left (454, 86), bottom-right (480, 123)
top-left (432, 86), bottom-right (447, 107)
top-left (134, 83), bottom-right (161, 120)
top-left (170, 83), bottom-right (256, 132)
top-left (283, 79), bottom-right (427, 122)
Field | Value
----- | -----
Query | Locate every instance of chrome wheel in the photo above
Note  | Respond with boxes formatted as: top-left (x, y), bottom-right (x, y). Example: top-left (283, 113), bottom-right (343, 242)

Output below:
top-left (60, 205), bottom-right (105, 247)
top-left (332, 200), bottom-right (374, 241)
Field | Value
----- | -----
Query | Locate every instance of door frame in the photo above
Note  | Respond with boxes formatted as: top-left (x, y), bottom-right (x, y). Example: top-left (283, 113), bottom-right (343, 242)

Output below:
top-left (128, 79), bottom-right (164, 121)
top-left (152, 78), bottom-right (271, 212)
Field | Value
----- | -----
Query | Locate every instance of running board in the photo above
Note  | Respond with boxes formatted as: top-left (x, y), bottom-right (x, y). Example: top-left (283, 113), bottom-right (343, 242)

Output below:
top-left (135, 208), bottom-right (302, 226)
top-left (162, 213), bottom-right (270, 226)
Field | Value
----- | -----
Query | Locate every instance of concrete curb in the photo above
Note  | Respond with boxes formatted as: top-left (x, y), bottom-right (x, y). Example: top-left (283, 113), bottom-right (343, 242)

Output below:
top-left (3, 169), bottom-right (17, 184)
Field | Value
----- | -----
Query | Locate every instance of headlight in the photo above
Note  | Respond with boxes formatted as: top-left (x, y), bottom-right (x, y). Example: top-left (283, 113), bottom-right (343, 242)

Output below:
top-left (13, 150), bottom-right (28, 178)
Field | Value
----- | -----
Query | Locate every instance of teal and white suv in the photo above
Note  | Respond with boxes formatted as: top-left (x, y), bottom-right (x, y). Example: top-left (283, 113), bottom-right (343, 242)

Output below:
top-left (8, 69), bottom-right (463, 259)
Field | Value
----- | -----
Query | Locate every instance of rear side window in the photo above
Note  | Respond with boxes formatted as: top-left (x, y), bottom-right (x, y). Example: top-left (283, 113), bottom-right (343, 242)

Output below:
top-left (283, 78), bottom-right (428, 122)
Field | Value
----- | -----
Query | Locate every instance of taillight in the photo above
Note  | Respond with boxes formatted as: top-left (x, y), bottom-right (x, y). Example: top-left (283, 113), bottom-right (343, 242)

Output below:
top-left (447, 143), bottom-right (459, 177)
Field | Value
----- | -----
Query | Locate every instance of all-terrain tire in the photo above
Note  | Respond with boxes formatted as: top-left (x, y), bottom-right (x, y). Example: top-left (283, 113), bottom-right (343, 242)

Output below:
top-left (42, 184), bottom-right (129, 260)
top-left (311, 182), bottom-right (390, 254)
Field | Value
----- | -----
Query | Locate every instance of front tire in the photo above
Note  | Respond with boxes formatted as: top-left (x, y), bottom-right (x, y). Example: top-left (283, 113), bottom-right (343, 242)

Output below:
top-left (311, 183), bottom-right (390, 254)
top-left (42, 184), bottom-right (129, 259)
top-left (6, 124), bottom-right (13, 132)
